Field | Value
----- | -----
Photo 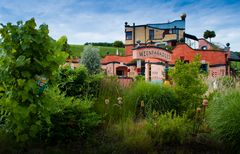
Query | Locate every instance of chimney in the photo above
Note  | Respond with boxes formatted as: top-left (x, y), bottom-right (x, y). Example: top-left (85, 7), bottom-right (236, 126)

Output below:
top-left (225, 43), bottom-right (230, 75)
top-left (180, 13), bottom-right (186, 20)
top-left (133, 23), bottom-right (136, 47)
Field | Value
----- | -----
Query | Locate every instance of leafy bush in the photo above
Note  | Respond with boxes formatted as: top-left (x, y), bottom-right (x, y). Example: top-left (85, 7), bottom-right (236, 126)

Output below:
top-left (0, 87), bottom-right (65, 142)
top-left (147, 111), bottom-right (193, 145)
top-left (206, 89), bottom-right (240, 152)
top-left (124, 81), bottom-right (178, 117)
top-left (169, 55), bottom-right (208, 112)
top-left (81, 45), bottom-right (101, 74)
top-left (48, 98), bottom-right (101, 143)
top-left (58, 65), bottom-right (103, 98)
top-left (0, 19), bottom-right (67, 142)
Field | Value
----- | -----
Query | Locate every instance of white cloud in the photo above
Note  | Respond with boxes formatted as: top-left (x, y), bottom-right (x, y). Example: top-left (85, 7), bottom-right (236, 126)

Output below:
top-left (1, 0), bottom-right (239, 51)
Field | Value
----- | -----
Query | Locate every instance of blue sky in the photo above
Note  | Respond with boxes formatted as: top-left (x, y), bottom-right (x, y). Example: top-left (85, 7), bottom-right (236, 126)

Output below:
top-left (0, 0), bottom-right (240, 51)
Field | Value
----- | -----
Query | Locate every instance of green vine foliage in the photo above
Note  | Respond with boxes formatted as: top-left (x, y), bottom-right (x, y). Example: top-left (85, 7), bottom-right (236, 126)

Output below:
top-left (0, 18), bottom-right (68, 142)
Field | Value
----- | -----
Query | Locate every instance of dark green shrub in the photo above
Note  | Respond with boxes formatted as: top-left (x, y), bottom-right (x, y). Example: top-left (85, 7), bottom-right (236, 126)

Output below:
top-left (147, 111), bottom-right (193, 145)
top-left (48, 98), bottom-right (101, 143)
top-left (58, 65), bottom-right (103, 98)
top-left (207, 89), bottom-right (240, 152)
top-left (124, 81), bottom-right (178, 117)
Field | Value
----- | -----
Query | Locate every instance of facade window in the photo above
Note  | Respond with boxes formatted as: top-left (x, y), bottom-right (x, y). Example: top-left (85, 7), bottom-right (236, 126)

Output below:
top-left (126, 31), bottom-right (132, 40)
top-left (149, 29), bottom-right (154, 40)
top-left (172, 29), bottom-right (178, 34)
top-left (200, 64), bottom-right (208, 73)
top-left (116, 70), bottom-right (124, 76)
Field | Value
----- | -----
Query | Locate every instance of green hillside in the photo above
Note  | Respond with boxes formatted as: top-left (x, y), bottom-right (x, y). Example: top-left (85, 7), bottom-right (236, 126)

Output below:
top-left (70, 44), bottom-right (125, 57)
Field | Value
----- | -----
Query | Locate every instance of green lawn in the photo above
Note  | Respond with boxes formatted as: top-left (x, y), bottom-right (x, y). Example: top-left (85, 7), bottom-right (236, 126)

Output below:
top-left (70, 44), bottom-right (125, 57)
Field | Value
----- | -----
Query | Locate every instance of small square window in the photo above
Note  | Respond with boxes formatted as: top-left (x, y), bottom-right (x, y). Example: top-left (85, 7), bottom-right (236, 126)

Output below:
top-left (126, 31), bottom-right (132, 40)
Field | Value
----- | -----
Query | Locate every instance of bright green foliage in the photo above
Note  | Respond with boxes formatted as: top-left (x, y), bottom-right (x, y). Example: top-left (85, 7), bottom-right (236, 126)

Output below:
top-left (207, 89), bottom-right (240, 152)
top-left (169, 55), bottom-right (208, 111)
top-left (135, 75), bottom-right (145, 81)
top-left (231, 61), bottom-right (240, 76)
top-left (58, 36), bottom-right (72, 56)
top-left (147, 111), bottom-right (192, 145)
top-left (58, 65), bottom-right (103, 98)
top-left (81, 45), bottom-right (101, 74)
top-left (0, 18), bottom-right (67, 142)
top-left (124, 81), bottom-right (178, 117)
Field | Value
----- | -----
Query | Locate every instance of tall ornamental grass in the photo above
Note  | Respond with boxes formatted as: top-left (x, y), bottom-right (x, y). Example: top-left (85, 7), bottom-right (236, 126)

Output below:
top-left (124, 81), bottom-right (179, 117)
top-left (207, 88), bottom-right (240, 152)
top-left (147, 111), bottom-right (192, 145)
top-left (94, 76), bottom-right (126, 124)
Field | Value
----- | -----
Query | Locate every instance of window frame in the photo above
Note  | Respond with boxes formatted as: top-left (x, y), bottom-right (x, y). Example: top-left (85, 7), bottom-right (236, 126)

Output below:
top-left (149, 29), bottom-right (154, 40)
top-left (126, 31), bottom-right (132, 40)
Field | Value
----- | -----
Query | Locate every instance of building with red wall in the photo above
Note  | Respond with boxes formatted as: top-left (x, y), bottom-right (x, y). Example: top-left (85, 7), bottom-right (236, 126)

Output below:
top-left (101, 14), bottom-right (239, 82)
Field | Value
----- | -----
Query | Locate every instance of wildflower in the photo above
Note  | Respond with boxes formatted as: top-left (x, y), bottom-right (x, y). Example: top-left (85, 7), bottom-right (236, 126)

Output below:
top-left (118, 100), bottom-right (123, 105)
top-left (196, 107), bottom-right (201, 113)
top-left (105, 99), bottom-right (109, 105)
top-left (117, 97), bottom-right (122, 101)
top-left (154, 122), bottom-right (157, 126)
top-left (140, 100), bottom-right (144, 107)
top-left (117, 97), bottom-right (123, 105)
top-left (152, 110), bottom-right (159, 119)
top-left (202, 99), bottom-right (208, 107)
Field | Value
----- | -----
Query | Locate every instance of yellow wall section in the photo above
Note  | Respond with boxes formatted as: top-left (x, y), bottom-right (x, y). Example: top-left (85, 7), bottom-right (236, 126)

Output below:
top-left (125, 27), bottom-right (133, 45)
top-left (125, 26), bottom-right (185, 45)
top-left (162, 34), bottom-right (177, 41)
top-left (135, 27), bottom-right (146, 43)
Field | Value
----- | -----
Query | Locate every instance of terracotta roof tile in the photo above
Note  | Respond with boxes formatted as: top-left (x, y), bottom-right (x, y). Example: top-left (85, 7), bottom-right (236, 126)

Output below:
top-left (101, 55), bottom-right (134, 64)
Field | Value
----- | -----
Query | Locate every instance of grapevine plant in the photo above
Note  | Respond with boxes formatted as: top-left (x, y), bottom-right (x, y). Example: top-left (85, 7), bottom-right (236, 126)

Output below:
top-left (0, 18), bottom-right (67, 142)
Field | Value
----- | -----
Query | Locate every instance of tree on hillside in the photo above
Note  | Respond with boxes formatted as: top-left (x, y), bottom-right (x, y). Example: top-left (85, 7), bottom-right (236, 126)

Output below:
top-left (203, 30), bottom-right (216, 42)
top-left (113, 40), bottom-right (124, 55)
top-left (84, 42), bottom-right (113, 47)
top-left (81, 45), bottom-right (101, 74)
top-left (113, 40), bottom-right (124, 48)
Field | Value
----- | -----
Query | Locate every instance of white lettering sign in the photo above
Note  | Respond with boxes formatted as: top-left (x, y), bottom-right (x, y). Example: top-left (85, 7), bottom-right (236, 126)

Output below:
top-left (133, 48), bottom-right (172, 61)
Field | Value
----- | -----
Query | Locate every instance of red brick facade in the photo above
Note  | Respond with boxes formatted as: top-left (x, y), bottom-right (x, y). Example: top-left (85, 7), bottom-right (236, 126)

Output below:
top-left (125, 45), bottom-right (134, 56)
top-left (171, 43), bottom-right (227, 65)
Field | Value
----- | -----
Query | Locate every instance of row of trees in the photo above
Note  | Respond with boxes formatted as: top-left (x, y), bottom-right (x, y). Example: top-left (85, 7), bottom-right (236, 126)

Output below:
top-left (84, 40), bottom-right (124, 48)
